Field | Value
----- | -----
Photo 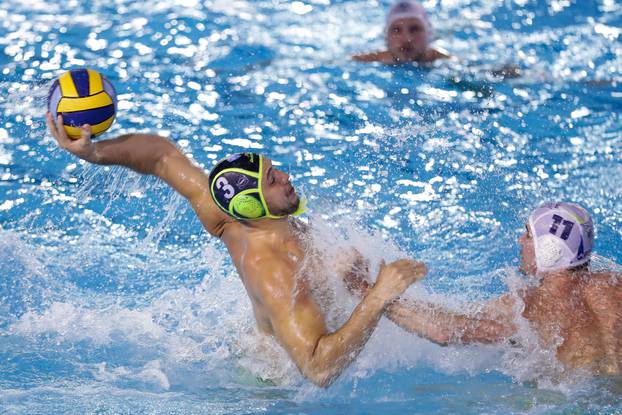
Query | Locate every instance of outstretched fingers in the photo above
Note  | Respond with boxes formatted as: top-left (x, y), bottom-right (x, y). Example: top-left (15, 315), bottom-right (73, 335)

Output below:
top-left (389, 259), bottom-right (428, 284)
top-left (405, 260), bottom-right (428, 282)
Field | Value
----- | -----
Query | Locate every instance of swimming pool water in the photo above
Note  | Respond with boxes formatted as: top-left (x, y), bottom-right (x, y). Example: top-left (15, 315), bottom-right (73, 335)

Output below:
top-left (1, 0), bottom-right (621, 413)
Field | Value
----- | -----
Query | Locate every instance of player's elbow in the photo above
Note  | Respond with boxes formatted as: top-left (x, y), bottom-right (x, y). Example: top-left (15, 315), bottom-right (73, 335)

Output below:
top-left (302, 365), bottom-right (335, 388)
top-left (307, 371), bottom-right (333, 388)
top-left (153, 141), bottom-right (184, 175)
top-left (154, 138), bottom-right (179, 161)
top-left (301, 346), bottom-right (340, 388)
top-left (458, 321), bottom-right (516, 345)
top-left (425, 329), bottom-right (452, 346)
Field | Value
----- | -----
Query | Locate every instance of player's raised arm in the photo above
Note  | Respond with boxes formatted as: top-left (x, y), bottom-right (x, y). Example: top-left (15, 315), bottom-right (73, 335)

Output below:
top-left (47, 113), bottom-right (227, 235)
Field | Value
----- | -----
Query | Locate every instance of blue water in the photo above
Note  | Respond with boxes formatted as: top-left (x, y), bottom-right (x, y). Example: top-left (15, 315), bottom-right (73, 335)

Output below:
top-left (1, 0), bottom-right (621, 413)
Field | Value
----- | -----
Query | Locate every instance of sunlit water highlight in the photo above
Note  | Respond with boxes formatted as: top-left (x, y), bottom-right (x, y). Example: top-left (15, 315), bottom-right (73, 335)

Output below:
top-left (1, 0), bottom-right (621, 413)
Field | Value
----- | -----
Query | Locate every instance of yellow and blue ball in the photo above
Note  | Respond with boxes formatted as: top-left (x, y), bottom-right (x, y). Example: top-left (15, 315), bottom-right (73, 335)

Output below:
top-left (48, 68), bottom-right (117, 139)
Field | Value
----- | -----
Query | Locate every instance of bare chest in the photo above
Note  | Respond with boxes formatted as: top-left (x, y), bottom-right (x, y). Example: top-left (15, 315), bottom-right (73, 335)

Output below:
top-left (235, 235), bottom-right (316, 334)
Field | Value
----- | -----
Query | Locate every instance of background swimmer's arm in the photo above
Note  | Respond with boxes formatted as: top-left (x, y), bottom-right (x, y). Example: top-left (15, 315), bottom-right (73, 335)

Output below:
top-left (427, 48), bottom-right (451, 61)
top-left (342, 269), bottom-right (518, 345)
top-left (489, 63), bottom-right (521, 79)
top-left (352, 51), bottom-right (395, 64)
top-left (352, 52), bottom-right (383, 62)
top-left (258, 258), bottom-right (426, 387)
top-left (385, 295), bottom-right (517, 345)
top-left (352, 49), bottom-right (450, 64)
top-left (47, 114), bottom-right (224, 234)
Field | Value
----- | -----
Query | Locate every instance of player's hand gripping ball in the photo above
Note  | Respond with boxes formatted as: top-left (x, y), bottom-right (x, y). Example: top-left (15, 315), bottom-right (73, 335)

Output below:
top-left (48, 68), bottom-right (117, 139)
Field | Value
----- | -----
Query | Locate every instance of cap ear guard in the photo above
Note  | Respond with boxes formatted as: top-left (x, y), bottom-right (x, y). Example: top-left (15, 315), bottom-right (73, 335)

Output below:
top-left (534, 233), bottom-right (565, 269)
top-left (231, 193), bottom-right (265, 219)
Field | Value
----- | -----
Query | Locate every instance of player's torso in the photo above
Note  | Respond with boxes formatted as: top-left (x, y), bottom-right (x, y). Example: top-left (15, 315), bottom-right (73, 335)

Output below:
top-left (223, 221), bottom-right (321, 335)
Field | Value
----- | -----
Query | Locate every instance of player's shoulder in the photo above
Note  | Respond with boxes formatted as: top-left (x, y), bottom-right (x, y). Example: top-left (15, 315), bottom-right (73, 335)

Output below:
top-left (585, 271), bottom-right (621, 286)
top-left (582, 272), bottom-right (622, 305)
top-left (425, 48), bottom-right (451, 62)
top-left (245, 247), bottom-right (297, 287)
top-left (352, 51), bottom-right (392, 63)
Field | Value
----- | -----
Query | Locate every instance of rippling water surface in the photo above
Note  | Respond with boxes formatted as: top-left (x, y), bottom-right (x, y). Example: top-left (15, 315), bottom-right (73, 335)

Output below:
top-left (1, 0), bottom-right (621, 413)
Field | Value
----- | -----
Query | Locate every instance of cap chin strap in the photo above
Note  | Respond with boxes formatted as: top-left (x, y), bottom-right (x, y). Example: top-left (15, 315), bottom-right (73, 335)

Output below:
top-left (291, 197), bottom-right (307, 216)
top-left (261, 197), bottom-right (307, 220)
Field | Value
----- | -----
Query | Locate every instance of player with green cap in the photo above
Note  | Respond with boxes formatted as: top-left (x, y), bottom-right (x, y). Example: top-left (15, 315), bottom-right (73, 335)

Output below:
top-left (46, 113), bottom-right (427, 387)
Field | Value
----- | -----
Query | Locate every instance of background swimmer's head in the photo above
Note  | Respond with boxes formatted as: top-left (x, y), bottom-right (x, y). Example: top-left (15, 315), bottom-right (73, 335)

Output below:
top-left (385, 1), bottom-right (433, 62)
top-left (519, 202), bottom-right (594, 275)
top-left (209, 153), bottom-right (303, 221)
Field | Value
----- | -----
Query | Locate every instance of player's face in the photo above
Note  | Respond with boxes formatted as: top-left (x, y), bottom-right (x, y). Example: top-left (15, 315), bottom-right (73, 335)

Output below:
top-left (262, 158), bottom-right (300, 216)
top-left (386, 17), bottom-right (428, 62)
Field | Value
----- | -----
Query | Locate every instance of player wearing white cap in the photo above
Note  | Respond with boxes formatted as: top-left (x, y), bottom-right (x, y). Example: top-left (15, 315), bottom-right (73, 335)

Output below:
top-left (353, 1), bottom-right (449, 64)
top-left (345, 202), bottom-right (621, 375)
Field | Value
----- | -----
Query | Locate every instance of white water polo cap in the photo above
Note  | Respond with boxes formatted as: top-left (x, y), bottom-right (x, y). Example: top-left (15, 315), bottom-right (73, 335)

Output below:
top-left (528, 202), bottom-right (594, 272)
top-left (385, 1), bottom-right (433, 42)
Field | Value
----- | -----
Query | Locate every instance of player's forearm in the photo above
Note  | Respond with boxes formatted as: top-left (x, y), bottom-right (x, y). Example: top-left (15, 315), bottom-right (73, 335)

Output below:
top-left (386, 299), bottom-right (460, 345)
top-left (89, 133), bottom-right (178, 176)
top-left (306, 287), bottom-right (388, 387)
top-left (386, 299), bottom-right (512, 345)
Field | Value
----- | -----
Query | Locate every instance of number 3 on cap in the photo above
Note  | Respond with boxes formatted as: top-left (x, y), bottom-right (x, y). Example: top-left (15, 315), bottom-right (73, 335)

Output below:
top-left (216, 177), bottom-right (235, 199)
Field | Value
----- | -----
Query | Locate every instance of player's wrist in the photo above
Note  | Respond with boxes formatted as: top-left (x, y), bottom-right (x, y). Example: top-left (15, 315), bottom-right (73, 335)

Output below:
top-left (79, 142), bottom-right (101, 164)
top-left (366, 284), bottom-right (392, 308)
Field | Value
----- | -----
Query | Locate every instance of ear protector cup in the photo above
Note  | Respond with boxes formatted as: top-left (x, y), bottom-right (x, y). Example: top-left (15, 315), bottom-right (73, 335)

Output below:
top-left (232, 194), bottom-right (265, 219)
top-left (536, 234), bottom-right (564, 268)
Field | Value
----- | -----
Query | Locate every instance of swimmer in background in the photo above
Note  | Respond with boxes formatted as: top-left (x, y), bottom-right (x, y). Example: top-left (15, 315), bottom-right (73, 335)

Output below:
top-left (353, 1), bottom-right (520, 78)
top-left (46, 113), bottom-right (427, 388)
top-left (345, 202), bottom-right (622, 375)
top-left (353, 0), bottom-right (449, 64)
